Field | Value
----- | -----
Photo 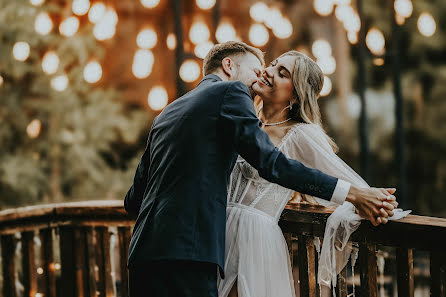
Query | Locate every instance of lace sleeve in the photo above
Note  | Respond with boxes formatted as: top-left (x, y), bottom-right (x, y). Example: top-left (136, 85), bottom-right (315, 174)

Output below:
top-left (283, 124), bottom-right (369, 190)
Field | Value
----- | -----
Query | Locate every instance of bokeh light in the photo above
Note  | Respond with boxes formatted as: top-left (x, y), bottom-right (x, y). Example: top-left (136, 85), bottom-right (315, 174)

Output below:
top-left (366, 28), bottom-right (385, 55)
top-left (132, 49), bottom-right (154, 79)
top-left (35, 12), bottom-right (53, 35)
top-left (264, 7), bottom-right (282, 29)
top-left (93, 8), bottom-right (118, 41)
top-left (30, 0), bottom-right (45, 6)
top-left (42, 51), bottom-right (60, 75)
top-left (312, 39), bottom-right (332, 59)
top-left (140, 0), bottom-right (160, 8)
top-left (249, 24), bottom-right (269, 47)
top-left (272, 17), bottom-right (293, 39)
top-left (72, 0), bottom-right (90, 16)
top-left (194, 41), bottom-right (214, 59)
top-left (394, 0), bottom-right (413, 19)
top-left (51, 74), bottom-right (69, 92)
top-left (196, 0), bottom-right (216, 10)
top-left (0, 75), bottom-right (4, 88)
top-left (335, 4), bottom-right (354, 23)
top-left (83, 61), bottom-right (102, 83)
top-left (180, 60), bottom-right (200, 83)
top-left (343, 12), bottom-right (360, 33)
top-left (317, 56), bottom-right (336, 75)
top-left (189, 21), bottom-right (210, 45)
top-left (417, 12), bottom-right (436, 37)
top-left (137, 28), bottom-right (157, 49)
top-left (347, 31), bottom-right (358, 44)
top-left (313, 0), bottom-right (334, 16)
top-left (373, 58), bottom-right (385, 66)
top-left (250, 2), bottom-right (269, 23)
top-left (148, 86), bottom-right (168, 110)
top-left (320, 76), bottom-right (332, 97)
top-left (59, 17), bottom-right (80, 37)
top-left (167, 33), bottom-right (177, 50)
top-left (88, 2), bottom-right (106, 24)
top-left (27, 119), bottom-right (42, 139)
top-left (216, 22), bottom-right (236, 43)
top-left (13, 42), bottom-right (31, 62)
top-left (36, 267), bottom-right (44, 274)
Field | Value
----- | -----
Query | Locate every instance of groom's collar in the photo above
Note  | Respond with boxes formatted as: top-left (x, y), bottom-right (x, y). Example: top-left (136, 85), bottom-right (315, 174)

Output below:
top-left (198, 74), bottom-right (222, 86)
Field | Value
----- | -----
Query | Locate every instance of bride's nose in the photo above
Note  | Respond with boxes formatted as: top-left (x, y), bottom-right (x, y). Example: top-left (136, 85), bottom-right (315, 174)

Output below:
top-left (263, 67), bottom-right (273, 78)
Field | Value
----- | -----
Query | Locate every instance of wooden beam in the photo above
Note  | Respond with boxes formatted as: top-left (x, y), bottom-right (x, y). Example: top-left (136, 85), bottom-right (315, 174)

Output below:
top-left (118, 227), bottom-right (132, 297)
top-left (40, 228), bottom-right (56, 297)
top-left (297, 235), bottom-right (317, 297)
top-left (359, 243), bottom-right (377, 297)
top-left (21, 231), bottom-right (37, 297)
top-left (396, 248), bottom-right (414, 297)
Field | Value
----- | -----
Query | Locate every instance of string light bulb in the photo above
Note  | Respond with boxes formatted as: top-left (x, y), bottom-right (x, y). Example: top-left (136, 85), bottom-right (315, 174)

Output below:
top-left (320, 76), bottom-right (332, 97)
top-left (88, 2), bottom-right (106, 24)
top-left (72, 0), bottom-right (90, 16)
top-left (42, 51), bottom-right (59, 74)
top-left (312, 39), bottom-right (332, 59)
top-left (272, 17), bottom-right (293, 39)
top-left (51, 74), bottom-right (69, 92)
top-left (140, 0), bottom-right (160, 8)
top-left (137, 28), bottom-right (157, 49)
top-left (13, 42), bottom-right (31, 62)
top-left (148, 86), bottom-right (168, 111)
top-left (417, 12), bottom-right (436, 37)
top-left (132, 49), bottom-right (154, 79)
top-left (216, 22), bottom-right (236, 43)
top-left (179, 60), bottom-right (200, 83)
top-left (0, 75), bottom-right (4, 88)
top-left (59, 17), bottom-right (80, 37)
top-left (189, 21), bottom-right (210, 45)
top-left (196, 0), bottom-right (216, 10)
top-left (317, 56), bottom-right (336, 75)
top-left (83, 61), bottom-right (102, 83)
top-left (30, 0), bottom-right (45, 6)
top-left (35, 12), bottom-right (53, 35)
top-left (249, 24), bottom-right (269, 47)
top-left (366, 28), bottom-right (385, 55)
top-left (313, 0), bottom-right (334, 16)
top-left (394, 0), bottom-right (413, 19)
top-left (166, 33), bottom-right (177, 50)
top-left (249, 2), bottom-right (269, 23)
top-left (194, 41), bottom-right (214, 59)
top-left (27, 119), bottom-right (42, 139)
top-left (93, 8), bottom-right (118, 41)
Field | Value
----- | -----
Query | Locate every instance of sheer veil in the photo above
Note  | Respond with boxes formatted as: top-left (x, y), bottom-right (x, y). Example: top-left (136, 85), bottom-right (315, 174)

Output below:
top-left (282, 123), bottom-right (411, 296)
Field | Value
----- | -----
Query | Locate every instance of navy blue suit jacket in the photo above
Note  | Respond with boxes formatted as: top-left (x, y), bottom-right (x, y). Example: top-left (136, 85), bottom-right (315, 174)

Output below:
top-left (124, 74), bottom-right (338, 277)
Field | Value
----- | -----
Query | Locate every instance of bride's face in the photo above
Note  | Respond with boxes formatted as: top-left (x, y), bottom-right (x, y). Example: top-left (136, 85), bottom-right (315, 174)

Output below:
top-left (253, 55), bottom-right (296, 107)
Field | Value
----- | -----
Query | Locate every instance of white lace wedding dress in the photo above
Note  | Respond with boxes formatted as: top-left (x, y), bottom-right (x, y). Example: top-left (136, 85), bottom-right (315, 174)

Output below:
top-left (218, 123), bottom-right (336, 297)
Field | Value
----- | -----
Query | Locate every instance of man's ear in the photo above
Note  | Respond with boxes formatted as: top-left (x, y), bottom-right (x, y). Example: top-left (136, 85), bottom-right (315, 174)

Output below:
top-left (221, 57), bottom-right (234, 78)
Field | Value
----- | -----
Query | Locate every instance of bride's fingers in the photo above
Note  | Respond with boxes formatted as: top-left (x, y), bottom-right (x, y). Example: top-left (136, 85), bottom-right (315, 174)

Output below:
top-left (379, 208), bottom-right (389, 218)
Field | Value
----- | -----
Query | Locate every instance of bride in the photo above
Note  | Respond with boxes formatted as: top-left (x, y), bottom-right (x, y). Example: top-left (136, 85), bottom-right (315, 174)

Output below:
top-left (217, 51), bottom-right (404, 297)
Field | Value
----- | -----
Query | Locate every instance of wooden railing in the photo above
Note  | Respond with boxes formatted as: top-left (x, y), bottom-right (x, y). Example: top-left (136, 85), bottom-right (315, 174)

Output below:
top-left (0, 200), bottom-right (445, 297)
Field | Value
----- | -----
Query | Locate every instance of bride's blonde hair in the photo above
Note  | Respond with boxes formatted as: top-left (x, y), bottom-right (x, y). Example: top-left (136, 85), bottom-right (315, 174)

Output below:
top-left (281, 51), bottom-right (338, 152)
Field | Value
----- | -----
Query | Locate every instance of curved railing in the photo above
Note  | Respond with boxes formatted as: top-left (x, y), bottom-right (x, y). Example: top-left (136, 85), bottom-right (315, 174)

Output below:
top-left (0, 201), bottom-right (445, 297)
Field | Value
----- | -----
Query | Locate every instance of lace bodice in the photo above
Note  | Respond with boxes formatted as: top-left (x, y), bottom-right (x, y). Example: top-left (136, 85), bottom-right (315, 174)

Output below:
top-left (227, 124), bottom-right (306, 221)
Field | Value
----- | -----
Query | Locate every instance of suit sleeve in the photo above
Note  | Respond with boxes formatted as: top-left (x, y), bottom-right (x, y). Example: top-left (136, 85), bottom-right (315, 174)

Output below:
top-left (219, 81), bottom-right (339, 200)
top-left (124, 127), bottom-right (154, 217)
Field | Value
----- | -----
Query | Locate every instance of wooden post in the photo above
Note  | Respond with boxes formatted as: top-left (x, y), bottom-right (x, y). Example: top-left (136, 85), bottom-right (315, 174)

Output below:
top-left (359, 243), bottom-right (377, 297)
top-left (297, 235), bottom-right (317, 297)
top-left (86, 227), bottom-right (98, 297)
top-left (337, 266), bottom-right (348, 297)
top-left (118, 227), bottom-right (132, 297)
top-left (40, 228), bottom-right (57, 297)
top-left (21, 231), bottom-right (37, 297)
top-left (396, 248), bottom-right (414, 297)
top-left (1, 234), bottom-right (16, 297)
top-left (95, 227), bottom-right (114, 297)
top-left (60, 226), bottom-right (77, 297)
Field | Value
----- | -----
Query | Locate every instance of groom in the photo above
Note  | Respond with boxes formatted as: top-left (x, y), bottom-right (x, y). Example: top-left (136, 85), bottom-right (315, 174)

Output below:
top-left (124, 41), bottom-right (396, 297)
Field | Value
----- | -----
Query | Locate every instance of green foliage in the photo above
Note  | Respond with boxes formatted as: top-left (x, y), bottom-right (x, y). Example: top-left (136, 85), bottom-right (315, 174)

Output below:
top-left (0, 0), bottom-right (149, 208)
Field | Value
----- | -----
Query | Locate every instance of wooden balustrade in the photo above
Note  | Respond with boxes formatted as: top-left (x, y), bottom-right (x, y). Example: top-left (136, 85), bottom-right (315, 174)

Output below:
top-left (0, 200), bottom-right (445, 297)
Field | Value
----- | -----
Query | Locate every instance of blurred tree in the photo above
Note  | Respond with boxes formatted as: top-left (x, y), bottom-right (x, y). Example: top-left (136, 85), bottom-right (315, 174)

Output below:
top-left (0, 0), bottom-right (149, 208)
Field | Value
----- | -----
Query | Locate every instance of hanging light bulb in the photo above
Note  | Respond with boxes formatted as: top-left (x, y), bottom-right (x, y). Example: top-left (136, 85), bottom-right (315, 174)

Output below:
top-left (320, 76), bottom-right (332, 97)
top-left (249, 24), bottom-right (269, 47)
top-left (30, 0), bottom-right (45, 6)
top-left (216, 21), bottom-right (236, 43)
top-left (132, 49), bottom-right (154, 79)
top-left (196, 0), bottom-right (216, 10)
top-left (72, 0), bottom-right (90, 16)
top-left (394, 0), bottom-right (413, 19)
top-left (313, 0), bottom-right (334, 16)
top-left (51, 74), bottom-right (68, 91)
top-left (93, 7), bottom-right (118, 41)
top-left (264, 7), bottom-right (282, 29)
top-left (59, 16), bottom-right (80, 37)
top-left (249, 2), bottom-right (269, 23)
top-left (343, 12), bottom-right (360, 33)
top-left (366, 28), bottom-right (385, 55)
top-left (417, 12), bottom-right (436, 37)
top-left (335, 4), bottom-right (355, 23)
top-left (35, 12), bottom-right (53, 35)
top-left (166, 33), bottom-right (177, 50)
top-left (83, 61), bottom-right (102, 83)
top-left (189, 21), bottom-right (210, 45)
top-left (42, 51), bottom-right (59, 74)
top-left (347, 31), bottom-right (358, 44)
top-left (148, 86), bottom-right (168, 110)
top-left (27, 119), bottom-right (42, 139)
top-left (194, 41), bottom-right (214, 59)
top-left (140, 0), bottom-right (160, 8)
top-left (179, 60), bottom-right (201, 83)
top-left (88, 2), bottom-right (106, 24)
top-left (317, 56), bottom-right (336, 75)
top-left (272, 17), bottom-right (293, 39)
top-left (137, 28), bottom-right (158, 49)
top-left (13, 42), bottom-right (31, 62)
top-left (312, 39), bottom-right (332, 59)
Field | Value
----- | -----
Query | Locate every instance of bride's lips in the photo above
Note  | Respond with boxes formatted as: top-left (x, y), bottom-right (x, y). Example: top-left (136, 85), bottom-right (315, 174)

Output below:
top-left (258, 76), bottom-right (273, 88)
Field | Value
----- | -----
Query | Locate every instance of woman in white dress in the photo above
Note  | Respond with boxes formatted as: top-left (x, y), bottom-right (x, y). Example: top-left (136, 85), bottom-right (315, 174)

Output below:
top-left (218, 51), bottom-right (405, 297)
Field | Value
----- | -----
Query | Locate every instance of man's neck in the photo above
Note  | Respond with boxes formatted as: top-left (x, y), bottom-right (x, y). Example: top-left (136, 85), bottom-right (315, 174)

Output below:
top-left (210, 70), bottom-right (229, 81)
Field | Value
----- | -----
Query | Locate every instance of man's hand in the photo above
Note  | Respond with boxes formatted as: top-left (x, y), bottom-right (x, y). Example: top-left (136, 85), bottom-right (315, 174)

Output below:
top-left (346, 186), bottom-right (397, 226)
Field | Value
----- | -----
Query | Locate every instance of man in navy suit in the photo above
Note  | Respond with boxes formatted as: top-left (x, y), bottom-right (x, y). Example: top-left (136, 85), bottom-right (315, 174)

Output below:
top-left (124, 41), bottom-right (396, 297)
